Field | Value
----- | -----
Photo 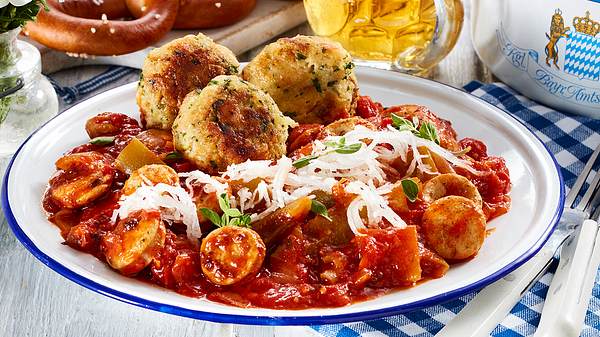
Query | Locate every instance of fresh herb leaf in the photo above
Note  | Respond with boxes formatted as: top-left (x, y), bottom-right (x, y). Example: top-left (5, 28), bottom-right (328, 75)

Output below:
top-left (324, 140), bottom-right (339, 148)
top-left (240, 214), bottom-right (252, 227)
top-left (218, 193), bottom-right (230, 211)
top-left (293, 138), bottom-right (362, 168)
top-left (204, 193), bottom-right (252, 228)
top-left (292, 155), bottom-right (318, 168)
top-left (419, 122), bottom-right (440, 144)
top-left (89, 136), bottom-right (115, 145)
top-left (223, 207), bottom-right (242, 217)
top-left (229, 218), bottom-right (240, 227)
top-left (221, 213), bottom-right (229, 227)
top-left (325, 137), bottom-right (346, 148)
top-left (200, 208), bottom-right (221, 226)
top-left (390, 113), bottom-right (440, 145)
top-left (311, 200), bottom-right (332, 221)
top-left (335, 142), bottom-right (362, 154)
top-left (401, 179), bottom-right (419, 202)
top-left (164, 151), bottom-right (183, 160)
top-left (391, 114), bottom-right (416, 132)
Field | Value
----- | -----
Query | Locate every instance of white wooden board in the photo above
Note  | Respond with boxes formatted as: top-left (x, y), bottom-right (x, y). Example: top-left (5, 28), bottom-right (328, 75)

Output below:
top-left (26, 0), bottom-right (306, 73)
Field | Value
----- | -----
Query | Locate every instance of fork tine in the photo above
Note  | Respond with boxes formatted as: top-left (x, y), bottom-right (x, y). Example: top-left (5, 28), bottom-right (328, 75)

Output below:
top-left (578, 167), bottom-right (600, 213)
top-left (590, 190), bottom-right (600, 220)
top-left (566, 144), bottom-right (600, 208)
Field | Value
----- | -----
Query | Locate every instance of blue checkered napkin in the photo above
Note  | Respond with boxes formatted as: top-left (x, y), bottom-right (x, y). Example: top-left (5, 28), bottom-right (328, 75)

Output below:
top-left (48, 66), bottom-right (139, 104)
top-left (311, 81), bottom-right (600, 337)
top-left (463, 82), bottom-right (599, 195)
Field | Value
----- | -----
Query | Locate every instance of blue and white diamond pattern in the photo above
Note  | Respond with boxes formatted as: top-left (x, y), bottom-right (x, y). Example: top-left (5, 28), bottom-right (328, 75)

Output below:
top-left (564, 32), bottom-right (600, 81)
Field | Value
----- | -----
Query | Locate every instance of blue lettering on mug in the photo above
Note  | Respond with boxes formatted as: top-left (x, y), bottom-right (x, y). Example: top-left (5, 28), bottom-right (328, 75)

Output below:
top-left (497, 24), bottom-right (600, 108)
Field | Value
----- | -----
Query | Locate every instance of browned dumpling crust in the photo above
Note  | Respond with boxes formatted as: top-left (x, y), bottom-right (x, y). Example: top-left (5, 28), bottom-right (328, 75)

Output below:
top-left (137, 33), bottom-right (239, 130)
top-left (241, 35), bottom-right (359, 124)
top-left (172, 75), bottom-right (297, 173)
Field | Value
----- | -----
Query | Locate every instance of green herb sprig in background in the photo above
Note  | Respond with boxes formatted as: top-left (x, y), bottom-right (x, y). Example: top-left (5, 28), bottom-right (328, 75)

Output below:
top-left (0, 0), bottom-right (47, 33)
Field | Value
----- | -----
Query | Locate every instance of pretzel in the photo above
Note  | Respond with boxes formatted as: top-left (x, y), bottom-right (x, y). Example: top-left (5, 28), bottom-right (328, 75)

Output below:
top-left (25, 0), bottom-right (179, 56)
top-left (127, 0), bottom-right (257, 29)
top-left (46, 0), bottom-right (130, 19)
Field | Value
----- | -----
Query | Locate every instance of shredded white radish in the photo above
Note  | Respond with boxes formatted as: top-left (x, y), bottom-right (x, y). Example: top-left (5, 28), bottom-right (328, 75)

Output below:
top-left (114, 183), bottom-right (201, 241)
top-left (113, 124), bottom-right (474, 238)
top-left (179, 170), bottom-right (228, 197)
top-left (237, 187), bottom-right (252, 212)
top-left (221, 160), bottom-right (277, 182)
top-left (291, 126), bottom-right (476, 187)
top-left (345, 181), bottom-right (407, 235)
top-left (296, 139), bottom-right (386, 184)
top-left (271, 157), bottom-right (293, 208)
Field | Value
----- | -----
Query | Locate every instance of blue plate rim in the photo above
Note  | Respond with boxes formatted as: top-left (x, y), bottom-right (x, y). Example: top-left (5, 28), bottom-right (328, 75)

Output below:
top-left (1, 70), bottom-right (565, 326)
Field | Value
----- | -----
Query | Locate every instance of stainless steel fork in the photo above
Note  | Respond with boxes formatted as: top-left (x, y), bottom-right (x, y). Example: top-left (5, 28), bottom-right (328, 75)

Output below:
top-left (436, 143), bottom-right (600, 337)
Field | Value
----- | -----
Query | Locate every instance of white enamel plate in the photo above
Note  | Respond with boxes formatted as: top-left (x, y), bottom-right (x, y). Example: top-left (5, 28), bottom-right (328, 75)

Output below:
top-left (1, 67), bottom-right (564, 325)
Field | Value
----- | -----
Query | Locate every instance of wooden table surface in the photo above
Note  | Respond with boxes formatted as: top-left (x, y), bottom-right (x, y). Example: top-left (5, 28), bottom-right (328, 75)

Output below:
top-left (0, 9), bottom-right (494, 337)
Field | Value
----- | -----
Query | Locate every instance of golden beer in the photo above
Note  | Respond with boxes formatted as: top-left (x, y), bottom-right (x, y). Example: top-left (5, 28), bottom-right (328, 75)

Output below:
top-left (304, 0), bottom-right (463, 74)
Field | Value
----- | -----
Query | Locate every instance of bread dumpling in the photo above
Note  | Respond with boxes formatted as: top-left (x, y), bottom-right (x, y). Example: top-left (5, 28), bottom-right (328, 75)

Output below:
top-left (242, 35), bottom-right (358, 124)
top-left (137, 33), bottom-right (239, 129)
top-left (172, 75), bottom-right (296, 173)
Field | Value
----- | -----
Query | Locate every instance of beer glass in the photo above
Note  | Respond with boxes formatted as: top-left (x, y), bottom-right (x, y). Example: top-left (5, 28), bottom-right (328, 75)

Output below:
top-left (304, 0), bottom-right (464, 75)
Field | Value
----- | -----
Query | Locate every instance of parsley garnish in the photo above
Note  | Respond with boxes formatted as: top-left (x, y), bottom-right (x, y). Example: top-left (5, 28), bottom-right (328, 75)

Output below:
top-left (292, 137), bottom-right (363, 168)
top-left (292, 154), bottom-right (319, 169)
top-left (228, 65), bottom-right (239, 74)
top-left (312, 78), bottom-right (322, 93)
top-left (390, 113), bottom-right (440, 144)
top-left (310, 199), bottom-right (332, 221)
top-left (200, 193), bottom-right (252, 228)
top-left (419, 122), bottom-right (440, 144)
top-left (400, 179), bottom-right (419, 202)
top-left (164, 151), bottom-right (183, 160)
top-left (89, 136), bottom-right (115, 145)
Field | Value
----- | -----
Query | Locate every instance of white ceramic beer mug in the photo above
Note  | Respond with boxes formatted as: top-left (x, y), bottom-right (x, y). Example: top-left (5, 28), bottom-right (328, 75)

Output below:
top-left (471, 0), bottom-right (600, 118)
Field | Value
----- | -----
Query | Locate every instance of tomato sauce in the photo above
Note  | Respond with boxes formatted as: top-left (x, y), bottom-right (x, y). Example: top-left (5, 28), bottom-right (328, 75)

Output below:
top-left (43, 99), bottom-right (511, 309)
top-left (457, 138), bottom-right (511, 220)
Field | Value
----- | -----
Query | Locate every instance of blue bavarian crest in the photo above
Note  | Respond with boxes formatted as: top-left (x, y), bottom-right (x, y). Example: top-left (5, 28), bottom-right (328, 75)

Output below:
top-left (496, 8), bottom-right (600, 109)
top-left (563, 11), bottom-right (600, 81)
